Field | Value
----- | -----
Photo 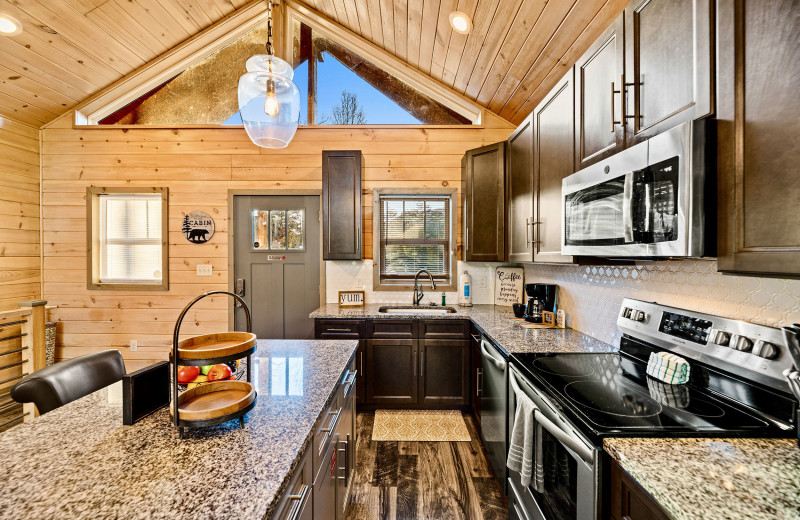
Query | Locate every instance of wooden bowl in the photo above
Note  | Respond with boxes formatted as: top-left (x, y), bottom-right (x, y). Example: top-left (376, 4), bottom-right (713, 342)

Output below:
top-left (177, 332), bottom-right (256, 360)
top-left (173, 380), bottom-right (256, 421)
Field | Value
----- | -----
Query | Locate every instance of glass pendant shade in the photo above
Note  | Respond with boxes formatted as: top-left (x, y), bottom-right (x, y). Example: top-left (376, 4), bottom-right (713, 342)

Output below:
top-left (238, 55), bottom-right (300, 149)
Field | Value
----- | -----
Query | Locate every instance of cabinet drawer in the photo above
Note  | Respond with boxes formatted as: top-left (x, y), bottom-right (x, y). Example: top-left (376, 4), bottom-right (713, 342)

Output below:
top-left (313, 391), bottom-right (342, 481)
top-left (271, 448), bottom-right (312, 520)
top-left (419, 319), bottom-right (470, 339)
top-left (315, 319), bottom-right (364, 338)
top-left (367, 319), bottom-right (417, 339)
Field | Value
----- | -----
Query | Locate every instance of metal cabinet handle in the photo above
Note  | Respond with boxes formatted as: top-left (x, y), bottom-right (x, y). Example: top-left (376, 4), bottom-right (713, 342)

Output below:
top-left (464, 228), bottom-right (469, 252)
top-left (621, 73), bottom-right (636, 124)
top-left (326, 328), bottom-right (353, 333)
top-left (412, 346), bottom-right (417, 377)
top-left (337, 433), bottom-right (350, 481)
top-left (524, 217), bottom-right (531, 247)
top-left (319, 408), bottom-right (342, 435)
top-left (470, 334), bottom-right (481, 343)
top-left (476, 367), bottom-right (483, 396)
top-left (343, 370), bottom-right (358, 399)
top-left (355, 227), bottom-right (360, 252)
top-left (611, 80), bottom-right (622, 131)
top-left (287, 484), bottom-right (310, 520)
top-left (530, 221), bottom-right (541, 246)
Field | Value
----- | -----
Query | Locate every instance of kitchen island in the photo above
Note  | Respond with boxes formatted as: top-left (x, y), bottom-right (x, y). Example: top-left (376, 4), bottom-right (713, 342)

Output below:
top-left (0, 339), bottom-right (358, 520)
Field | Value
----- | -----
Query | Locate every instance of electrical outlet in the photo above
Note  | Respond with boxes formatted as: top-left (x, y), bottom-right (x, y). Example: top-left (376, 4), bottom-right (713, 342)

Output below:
top-left (129, 340), bottom-right (138, 352)
top-left (478, 277), bottom-right (488, 289)
top-left (196, 264), bottom-right (213, 276)
top-left (354, 279), bottom-right (363, 289)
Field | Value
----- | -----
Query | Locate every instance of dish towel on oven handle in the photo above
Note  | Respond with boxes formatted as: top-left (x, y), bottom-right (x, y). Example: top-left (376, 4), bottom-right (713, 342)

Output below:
top-left (507, 370), bottom-right (537, 488)
top-left (646, 351), bottom-right (691, 385)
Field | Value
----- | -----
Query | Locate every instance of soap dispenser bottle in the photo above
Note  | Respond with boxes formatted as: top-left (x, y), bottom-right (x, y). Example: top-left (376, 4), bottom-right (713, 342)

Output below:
top-left (459, 270), bottom-right (473, 307)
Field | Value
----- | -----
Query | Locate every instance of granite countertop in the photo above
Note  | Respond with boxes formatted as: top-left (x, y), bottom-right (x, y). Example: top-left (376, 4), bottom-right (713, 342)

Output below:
top-left (310, 303), bottom-right (617, 356)
top-left (0, 339), bottom-right (358, 520)
top-left (604, 437), bottom-right (800, 520)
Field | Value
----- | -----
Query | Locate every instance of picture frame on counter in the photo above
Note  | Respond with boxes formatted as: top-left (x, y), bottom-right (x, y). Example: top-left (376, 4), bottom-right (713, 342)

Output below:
top-left (338, 291), bottom-right (365, 307)
top-left (542, 311), bottom-right (556, 326)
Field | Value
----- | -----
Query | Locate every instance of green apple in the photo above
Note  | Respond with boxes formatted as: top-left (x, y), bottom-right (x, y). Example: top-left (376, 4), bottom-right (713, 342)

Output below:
top-left (200, 365), bottom-right (214, 375)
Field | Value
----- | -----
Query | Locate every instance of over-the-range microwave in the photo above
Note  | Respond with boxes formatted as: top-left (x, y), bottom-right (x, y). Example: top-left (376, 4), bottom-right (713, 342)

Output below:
top-left (561, 119), bottom-right (714, 258)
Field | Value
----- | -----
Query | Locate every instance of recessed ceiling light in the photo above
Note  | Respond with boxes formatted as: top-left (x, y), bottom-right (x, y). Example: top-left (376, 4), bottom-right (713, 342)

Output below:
top-left (449, 11), bottom-right (472, 35)
top-left (0, 14), bottom-right (22, 36)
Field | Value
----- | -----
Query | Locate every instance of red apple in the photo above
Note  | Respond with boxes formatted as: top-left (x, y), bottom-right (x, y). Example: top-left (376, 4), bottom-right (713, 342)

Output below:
top-left (207, 363), bottom-right (233, 382)
top-left (177, 365), bottom-right (200, 384)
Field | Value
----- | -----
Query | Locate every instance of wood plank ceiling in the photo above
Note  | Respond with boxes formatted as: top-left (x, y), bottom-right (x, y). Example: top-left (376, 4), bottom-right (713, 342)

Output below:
top-left (0, 0), bottom-right (628, 128)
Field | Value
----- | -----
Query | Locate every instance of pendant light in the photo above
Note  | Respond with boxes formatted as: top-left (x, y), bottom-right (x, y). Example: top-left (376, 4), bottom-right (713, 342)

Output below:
top-left (238, 0), bottom-right (300, 148)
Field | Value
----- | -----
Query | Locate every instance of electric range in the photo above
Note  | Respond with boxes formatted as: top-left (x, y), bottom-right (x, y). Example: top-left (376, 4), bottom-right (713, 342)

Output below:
top-left (505, 298), bottom-right (797, 520)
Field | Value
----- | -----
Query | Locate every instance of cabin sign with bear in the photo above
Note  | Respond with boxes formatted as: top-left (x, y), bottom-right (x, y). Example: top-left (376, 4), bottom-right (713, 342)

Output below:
top-left (182, 211), bottom-right (215, 244)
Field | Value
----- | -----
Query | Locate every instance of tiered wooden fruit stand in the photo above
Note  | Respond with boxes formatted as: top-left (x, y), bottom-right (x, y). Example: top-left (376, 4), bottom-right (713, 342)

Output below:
top-left (171, 291), bottom-right (257, 438)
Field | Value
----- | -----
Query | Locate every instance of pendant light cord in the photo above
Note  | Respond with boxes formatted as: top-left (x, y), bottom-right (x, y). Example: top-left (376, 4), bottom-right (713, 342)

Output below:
top-left (266, 0), bottom-right (273, 55)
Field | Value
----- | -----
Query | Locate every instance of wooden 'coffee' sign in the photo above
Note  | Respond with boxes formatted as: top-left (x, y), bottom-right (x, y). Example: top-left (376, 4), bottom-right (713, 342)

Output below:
top-left (494, 267), bottom-right (524, 306)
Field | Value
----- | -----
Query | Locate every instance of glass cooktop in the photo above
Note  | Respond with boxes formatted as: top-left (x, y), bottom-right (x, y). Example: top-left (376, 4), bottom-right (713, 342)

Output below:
top-left (513, 352), bottom-right (770, 437)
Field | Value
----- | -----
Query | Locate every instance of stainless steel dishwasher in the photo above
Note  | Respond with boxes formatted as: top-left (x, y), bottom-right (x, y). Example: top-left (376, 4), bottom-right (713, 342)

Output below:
top-left (479, 336), bottom-right (508, 492)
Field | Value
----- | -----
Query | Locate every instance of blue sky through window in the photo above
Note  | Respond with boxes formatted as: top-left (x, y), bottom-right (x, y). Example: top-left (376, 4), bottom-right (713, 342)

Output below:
top-left (224, 50), bottom-right (421, 125)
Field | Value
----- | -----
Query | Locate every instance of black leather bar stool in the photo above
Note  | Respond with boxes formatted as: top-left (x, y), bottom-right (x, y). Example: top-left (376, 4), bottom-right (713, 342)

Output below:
top-left (11, 350), bottom-right (126, 414)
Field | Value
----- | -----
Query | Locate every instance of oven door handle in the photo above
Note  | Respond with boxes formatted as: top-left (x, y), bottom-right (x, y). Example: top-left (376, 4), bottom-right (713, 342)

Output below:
top-left (534, 409), bottom-right (595, 465)
top-left (622, 171), bottom-right (634, 243)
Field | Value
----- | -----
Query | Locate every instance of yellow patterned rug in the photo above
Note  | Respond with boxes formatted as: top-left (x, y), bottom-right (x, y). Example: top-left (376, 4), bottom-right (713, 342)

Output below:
top-left (372, 410), bottom-right (471, 442)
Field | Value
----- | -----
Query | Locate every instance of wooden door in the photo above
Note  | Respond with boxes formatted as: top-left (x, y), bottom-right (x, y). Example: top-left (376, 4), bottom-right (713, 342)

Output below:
top-left (506, 115), bottom-right (535, 263)
top-left (533, 70), bottom-right (575, 264)
top-left (462, 142), bottom-right (506, 262)
top-left (716, 0), bottom-right (800, 275)
top-left (366, 339), bottom-right (418, 405)
top-left (322, 150), bottom-right (362, 260)
top-left (575, 14), bottom-right (626, 170)
top-left (418, 339), bottom-right (470, 407)
top-left (624, 0), bottom-right (713, 145)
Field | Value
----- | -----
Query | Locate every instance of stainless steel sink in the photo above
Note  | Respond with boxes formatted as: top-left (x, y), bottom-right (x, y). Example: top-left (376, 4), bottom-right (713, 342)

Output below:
top-left (378, 306), bottom-right (458, 315)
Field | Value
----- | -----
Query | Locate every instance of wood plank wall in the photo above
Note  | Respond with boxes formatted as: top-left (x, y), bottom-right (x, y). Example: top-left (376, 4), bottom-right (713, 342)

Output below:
top-left (40, 114), bottom-right (513, 371)
top-left (0, 117), bottom-right (41, 428)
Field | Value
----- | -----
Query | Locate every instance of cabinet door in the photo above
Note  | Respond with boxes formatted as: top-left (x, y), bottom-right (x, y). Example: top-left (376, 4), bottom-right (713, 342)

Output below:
top-left (533, 70), bottom-right (575, 264)
top-left (322, 150), bottom-right (362, 260)
top-left (574, 14), bottom-right (626, 170)
top-left (470, 329), bottom-right (481, 427)
top-left (366, 339), bottom-right (417, 405)
top-left (610, 458), bottom-right (671, 520)
top-left (716, 0), bottom-right (800, 275)
top-left (462, 142), bottom-right (506, 262)
top-left (355, 340), bottom-right (366, 405)
top-left (506, 115), bottom-right (534, 263)
top-left (624, 0), bottom-right (713, 145)
top-left (419, 339), bottom-right (470, 407)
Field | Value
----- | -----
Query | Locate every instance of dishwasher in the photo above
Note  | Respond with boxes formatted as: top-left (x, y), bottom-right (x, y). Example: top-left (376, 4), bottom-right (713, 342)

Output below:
top-left (478, 336), bottom-right (508, 493)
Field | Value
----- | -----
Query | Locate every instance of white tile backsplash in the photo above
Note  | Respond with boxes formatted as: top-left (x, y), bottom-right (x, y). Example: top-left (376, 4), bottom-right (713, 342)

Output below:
top-left (524, 260), bottom-right (800, 346)
top-left (325, 260), bottom-right (511, 305)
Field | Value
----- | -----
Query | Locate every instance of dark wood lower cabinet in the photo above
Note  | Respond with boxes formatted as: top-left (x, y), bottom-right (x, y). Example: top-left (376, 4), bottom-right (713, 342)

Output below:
top-left (418, 339), bottom-right (470, 406)
top-left (365, 339), bottom-right (418, 405)
top-left (609, 458), bottom-right (671, 520)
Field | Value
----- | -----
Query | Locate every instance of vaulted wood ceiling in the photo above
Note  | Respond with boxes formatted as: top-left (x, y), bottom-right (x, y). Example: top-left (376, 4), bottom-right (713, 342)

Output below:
top-left (0, 0), bottom-right (627, 128)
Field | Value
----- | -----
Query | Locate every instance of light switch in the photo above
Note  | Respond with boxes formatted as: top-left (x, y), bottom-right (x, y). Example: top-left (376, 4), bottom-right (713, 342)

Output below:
top-left (196, 264), bottom-right (213, 276)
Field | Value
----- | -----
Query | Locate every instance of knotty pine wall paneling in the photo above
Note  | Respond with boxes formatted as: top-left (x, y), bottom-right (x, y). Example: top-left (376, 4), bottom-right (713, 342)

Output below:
top-left (41, 114), bottom-right (513, 371)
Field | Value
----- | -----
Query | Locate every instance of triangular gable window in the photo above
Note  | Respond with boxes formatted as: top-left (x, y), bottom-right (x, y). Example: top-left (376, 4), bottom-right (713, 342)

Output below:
top-left (99, 20), bottom-right (471, 126)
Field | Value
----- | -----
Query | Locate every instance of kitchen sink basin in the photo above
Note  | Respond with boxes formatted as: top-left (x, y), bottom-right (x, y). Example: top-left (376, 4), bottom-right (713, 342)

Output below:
top-left (378, 306), bottom-right (458, 315)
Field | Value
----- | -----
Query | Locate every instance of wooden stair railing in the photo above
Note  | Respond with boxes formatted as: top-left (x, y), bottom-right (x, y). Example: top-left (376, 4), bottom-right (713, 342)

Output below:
top-left (0, 300), bottom-right (47, 430)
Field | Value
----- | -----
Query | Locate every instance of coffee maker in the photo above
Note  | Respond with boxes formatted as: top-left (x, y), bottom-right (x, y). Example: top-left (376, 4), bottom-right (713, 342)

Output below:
top-left (524, 284), bottom-right (557, 323)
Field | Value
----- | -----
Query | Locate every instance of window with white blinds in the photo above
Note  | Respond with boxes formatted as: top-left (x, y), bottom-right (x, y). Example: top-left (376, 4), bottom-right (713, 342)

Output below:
top-left (98, 194), bottom-right (163, 283)
top-left (378, 195), bottom-right (452, 285)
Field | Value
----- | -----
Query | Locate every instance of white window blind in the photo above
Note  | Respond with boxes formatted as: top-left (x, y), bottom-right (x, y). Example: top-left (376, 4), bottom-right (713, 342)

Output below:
top-left (379, 196), bottom-right (451, 284)
top-left (99, 194), bottom-right (163, 283)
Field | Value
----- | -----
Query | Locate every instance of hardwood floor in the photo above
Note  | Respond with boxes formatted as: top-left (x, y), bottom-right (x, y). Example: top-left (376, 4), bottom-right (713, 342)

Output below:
top-left (346, 412), bottom-right (507, 520)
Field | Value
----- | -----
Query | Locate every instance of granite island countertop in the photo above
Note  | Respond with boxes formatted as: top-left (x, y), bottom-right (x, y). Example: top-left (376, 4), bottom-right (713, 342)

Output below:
top-left (604, 437), bottom-right (800, 520)
top-left (310, 303), bottom-right (617, 356)
top-left (0, 339), bottom-right (358, 520)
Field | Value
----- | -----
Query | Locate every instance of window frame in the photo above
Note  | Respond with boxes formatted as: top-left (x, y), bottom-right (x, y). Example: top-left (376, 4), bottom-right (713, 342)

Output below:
top-left (372, 188), bottom-right (458, 292)
top-left (86, 187), bottom-right (169, 291)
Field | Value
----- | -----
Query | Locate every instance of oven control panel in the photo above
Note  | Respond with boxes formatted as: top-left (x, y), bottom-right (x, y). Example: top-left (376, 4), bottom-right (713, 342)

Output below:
top-left (658, 312), bottom-right (712, 345)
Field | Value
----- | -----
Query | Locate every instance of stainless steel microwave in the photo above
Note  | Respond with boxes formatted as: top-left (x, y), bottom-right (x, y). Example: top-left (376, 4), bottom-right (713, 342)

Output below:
top-left (561, 119), bottom-right (713, 258)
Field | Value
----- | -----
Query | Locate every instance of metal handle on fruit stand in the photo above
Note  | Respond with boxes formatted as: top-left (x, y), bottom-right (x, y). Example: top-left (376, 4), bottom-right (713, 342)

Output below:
top-left (171, 291), bottom-right (252, 428)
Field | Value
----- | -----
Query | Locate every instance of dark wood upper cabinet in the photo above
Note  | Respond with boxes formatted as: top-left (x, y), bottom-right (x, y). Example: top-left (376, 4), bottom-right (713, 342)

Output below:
top-left (716, 0), bottom-right (800, 276)
top-left (506, 114), bottom-right (535, 263)
top-left (533, 70), bottom-right (575, 264)
top-left (322, 150), bottom-right (362, 260)
top-left (462, 142), bottom-right (506, 262)
top-left (575, 15), bottom-right (626, 170)
top-left (418, 339), bottom-right (470, 407)
top-left (624, 0), bottom-right (713, 145)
